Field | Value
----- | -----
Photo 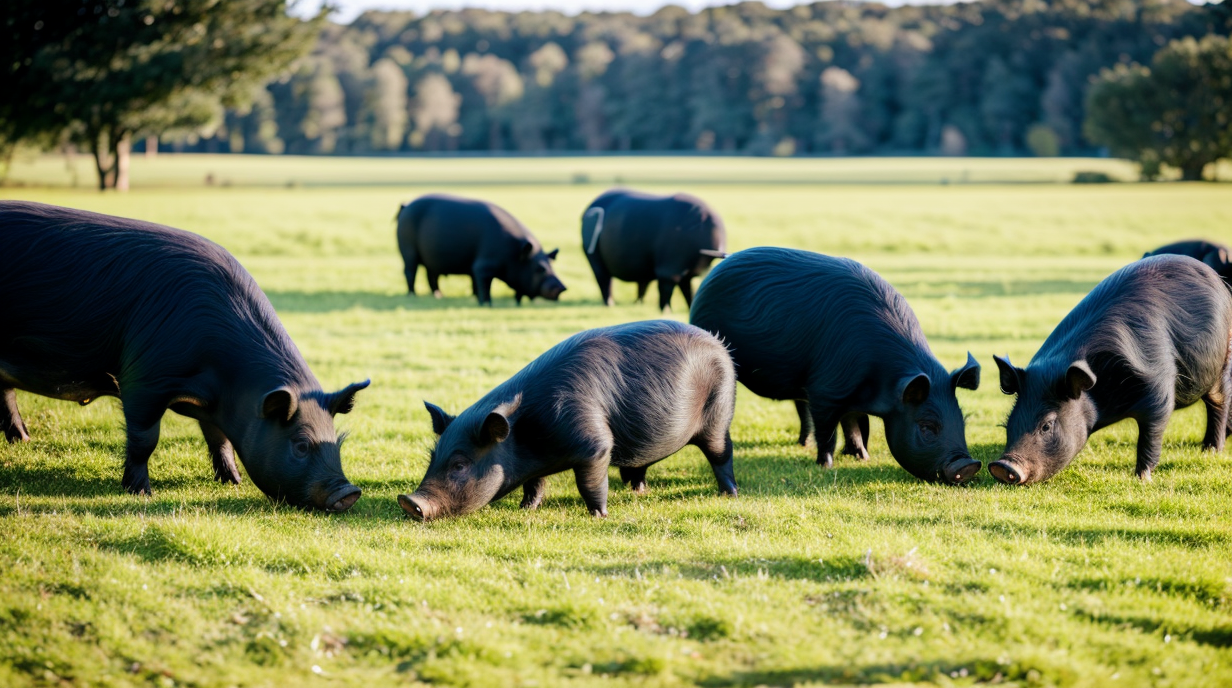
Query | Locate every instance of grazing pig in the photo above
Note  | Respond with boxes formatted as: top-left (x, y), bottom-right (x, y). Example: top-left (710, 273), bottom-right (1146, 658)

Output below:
top-left (398, 320), bottom-right (737, 520)
top-left (0, 201), bottom-right (369, 511)
top-left (689, 247), bottom-right (982, 484)
top-left (581, 190), bottom-right (726, 310)
top-left (1143, 239), bottom-right (1231, 287)
top-left (992, 255), bottom-right (1232, 485)
top-left (397, 194), bottom-right (566, 305)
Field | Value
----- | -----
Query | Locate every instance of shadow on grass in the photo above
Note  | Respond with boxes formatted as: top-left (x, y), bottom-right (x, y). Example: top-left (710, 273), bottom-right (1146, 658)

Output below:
top-left (1073, 609), bottom-right (1232, 648)
top-left (264, 290), bottom-right (599, 313)
top-left (697, 657), bottom-right (1036, 687)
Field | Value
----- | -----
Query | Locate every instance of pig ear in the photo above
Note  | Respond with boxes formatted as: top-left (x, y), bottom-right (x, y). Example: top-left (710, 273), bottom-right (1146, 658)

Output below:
top-left (479, 411), bottom-right (511, 446)
top-left (547, 248), bottom-right (559, 260)
top-left (327, 379), bottom-right (370, 416)
top-left (518, 239), bottom-right (535, 261)
top-left (424, 401), bottom-right (455, 435)
top-left (950, 352), bottom-right (981, 391)
top-left (260, 387), bottom-right (298, 422)
top-left (899, 373), bottom-right (931, 405)
top-left (993, 355), bottom-right (1021, 396)
top-left (1064, 360), bottom-right (1096, 400)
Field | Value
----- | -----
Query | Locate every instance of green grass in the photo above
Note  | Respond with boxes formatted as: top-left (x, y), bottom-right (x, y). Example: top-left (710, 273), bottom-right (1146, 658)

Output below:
top-left (1, 155), bottom-right (1231, 687)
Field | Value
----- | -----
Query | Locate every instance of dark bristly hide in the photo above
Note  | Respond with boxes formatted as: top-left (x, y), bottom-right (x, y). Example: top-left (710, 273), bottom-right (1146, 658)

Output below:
top-left (396, 194), bottom-right (565, 306)
top-left (399, 320), bottom-right (737, 520)
top-left (581, 189), bottom-right (726, 311)
top-left (0, 201), bottom-right (368, 511)
top-left (689, 246), bottom-right (982, 484)
top-left (1143, 239), bottom-right (1232, 288)
top-left (993, 255), bottom-right (1232, 485)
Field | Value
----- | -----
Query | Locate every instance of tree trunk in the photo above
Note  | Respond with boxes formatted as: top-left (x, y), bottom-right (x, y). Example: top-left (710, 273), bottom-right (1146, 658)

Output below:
top-left (114, 132), bottom-right (130, 192)
top-left (90, 130), bottom-right (110, 191)
top-left (145, 136), bottom-right (158, 158)
top-left (1180, 159), bottom-right (1208, 181)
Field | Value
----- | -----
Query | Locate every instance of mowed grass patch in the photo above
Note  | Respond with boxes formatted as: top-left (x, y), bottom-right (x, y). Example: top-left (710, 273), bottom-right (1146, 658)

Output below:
top-left (1, 158), bottom-right (1231, 686)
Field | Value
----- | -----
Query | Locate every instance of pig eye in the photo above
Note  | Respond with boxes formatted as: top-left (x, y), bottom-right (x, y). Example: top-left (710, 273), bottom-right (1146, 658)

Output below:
top-left (448, 456), bottom-right (470, 474)
top-left (1040, 421), bottom-right (1054, 434)
top-left (917, 421), bottom-right (939, 438)
top-left (293, 440), bottom-right (311, 457)
top-left (535, 265), bottom-right (547, 274)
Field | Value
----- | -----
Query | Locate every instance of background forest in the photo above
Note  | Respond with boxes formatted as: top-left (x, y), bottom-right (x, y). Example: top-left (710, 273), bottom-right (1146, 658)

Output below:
top-left (184, 0), bottom-right (1232, 158)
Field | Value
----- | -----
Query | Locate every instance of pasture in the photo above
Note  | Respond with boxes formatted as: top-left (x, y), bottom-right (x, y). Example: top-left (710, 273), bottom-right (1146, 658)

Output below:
top-left (1, 155), bottom-right (1230, 687)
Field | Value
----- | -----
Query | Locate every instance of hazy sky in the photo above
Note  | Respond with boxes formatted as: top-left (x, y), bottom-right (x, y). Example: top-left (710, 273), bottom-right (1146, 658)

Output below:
top-left (297, 0), bottom-right (940, 23)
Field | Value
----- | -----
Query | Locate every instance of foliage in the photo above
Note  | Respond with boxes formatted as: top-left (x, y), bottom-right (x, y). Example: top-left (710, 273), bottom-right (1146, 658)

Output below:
top-left (1085, 35), bottom-right (1232, 180)
top-left (163, 0), bottom-right (1229, 159)
top-left (0, 0), bottom-right (323, 188)
top-left (1, 156), bottom-right (1232, 685)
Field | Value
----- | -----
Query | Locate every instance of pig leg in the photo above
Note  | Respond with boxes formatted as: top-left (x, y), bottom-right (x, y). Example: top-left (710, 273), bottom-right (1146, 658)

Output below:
top-left (2, 388), bottom-right (31, 443)
top-left (794, 400), bottom-right (813, 446)
top-left (426, 271), bottom-right (443, 299)
top-left (1134, 411), bottom-right (1171, 481)
top-left (403, 252), bottom-right (419, 295)
top-left (589, 260), bottom-right (614, 306)
top-left (679, 278), bottom-right (694, 307)
top-left (699, 431), bottom-right (738, 496)
top-left (619, 466), bottom-right (649, 494)
top-left (657, 277), bottom-right (677, 312)
top-left (1202, 365), bottom-right (1230, 451)
top-left (473, 268), bottom-right (496, 306)
top-left (634, 281), bottom-right (650, 304)
top-left (840, 414), bottom-right (871, 460)
top-left (808, 404), bottom-right (844, 469)
top-left (200, 420), bottom-right (241, 484)
top-left (120, 401), bottom-right (165, 495)
top-left (520, 476), bottom-right (547, 510)
top-left (573, 459), bottom-right (610, 517)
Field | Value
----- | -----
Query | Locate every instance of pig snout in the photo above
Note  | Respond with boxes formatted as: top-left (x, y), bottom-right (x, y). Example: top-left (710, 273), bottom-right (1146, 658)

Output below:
top-left (541, 279), bottom-right (566, 301)
top-left (324, 483), bottom-right (362, 512)
top-left (989, 456), bottom-right (1029, 485)
top-left (398, 493), bottom-right (436, 521)
top-left (941, 456), bottom-right (982, 485)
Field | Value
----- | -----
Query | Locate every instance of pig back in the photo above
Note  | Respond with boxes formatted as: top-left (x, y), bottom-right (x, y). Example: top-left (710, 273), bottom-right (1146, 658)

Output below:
top-left (691, 247), bottom-right (935, 403)
top-left (0, 201), bottom-right (307, 393)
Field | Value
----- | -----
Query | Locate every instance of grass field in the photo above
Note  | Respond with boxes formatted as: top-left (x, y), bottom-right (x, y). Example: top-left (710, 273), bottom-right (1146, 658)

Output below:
top-left (1, 155), bottom-right (1231, 687)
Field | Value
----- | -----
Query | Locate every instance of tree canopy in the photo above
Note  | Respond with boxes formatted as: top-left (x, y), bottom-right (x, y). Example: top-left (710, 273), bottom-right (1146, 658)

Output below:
top-left (1, 0), bottom-right (323, 189)
top-left (199, 0), bottom-right (1226, 161)
top-left (1085, 34), bottom-right (1232, 180)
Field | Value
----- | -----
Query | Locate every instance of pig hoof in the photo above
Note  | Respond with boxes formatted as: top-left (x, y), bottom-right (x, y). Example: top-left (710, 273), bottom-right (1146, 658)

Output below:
top-left (213, 467), bottom-right (242, 485)
top-left (816, 453), bottom-right (834, 469)
top-left (590, 508), bottom-right (607, 518)
top-left (630, 482), bottom-right (648, 495)
top-left (1137, 469), bottom-right (1153, 482)
top-left (4, 427), bottom-right (30, 443)
top-left (842, 446), bottom-right (869, 461)
top-left (123, 479), bottom-right (152, 496)
top-left (519, 496), bottom-right (543, 510)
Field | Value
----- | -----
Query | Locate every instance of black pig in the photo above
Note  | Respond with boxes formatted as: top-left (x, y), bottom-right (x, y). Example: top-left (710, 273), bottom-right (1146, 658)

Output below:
top-left (689, 247), bottom-right (982, 484)
top-left (581, 190), bottom-right (726, 310)
top-left (0, 201), bottom-right (369, 511)
top-left (397, 194), bottom-right (565, 305)
top-left (398, 320), bottom-right (737, 520)
top-left (992, 255), bottom-right (1232, 484)
top-left (1143, 239), bottom-right (1231, 287)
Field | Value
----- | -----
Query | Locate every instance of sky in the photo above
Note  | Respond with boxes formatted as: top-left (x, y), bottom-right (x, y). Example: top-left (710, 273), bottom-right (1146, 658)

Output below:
top-left (296, 0), bottom-right (939, 23)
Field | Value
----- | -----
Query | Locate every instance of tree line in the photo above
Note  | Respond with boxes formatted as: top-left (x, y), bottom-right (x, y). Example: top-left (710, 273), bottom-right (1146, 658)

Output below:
top-left (208, 0), bottom-right (1227, 161)
top-left (3, 0), bottom-right (1230, 187)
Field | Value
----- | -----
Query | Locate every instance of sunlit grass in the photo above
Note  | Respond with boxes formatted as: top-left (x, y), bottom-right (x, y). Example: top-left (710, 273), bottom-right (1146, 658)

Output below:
top-left (1, 157), bottom-right (1230, 687)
